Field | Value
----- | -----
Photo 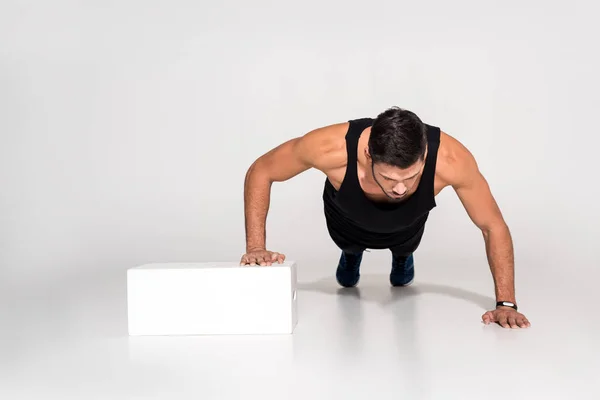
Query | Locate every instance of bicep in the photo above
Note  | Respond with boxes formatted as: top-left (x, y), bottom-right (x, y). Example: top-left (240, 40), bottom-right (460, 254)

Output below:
top-left (249, 137), bottom-right (313, 182)
top-left (252, 122), bottom-right (345, 183)
top-left (454, 171), bottom-right (504, 231)
top-left (450, 149), bottom-right (505, 231)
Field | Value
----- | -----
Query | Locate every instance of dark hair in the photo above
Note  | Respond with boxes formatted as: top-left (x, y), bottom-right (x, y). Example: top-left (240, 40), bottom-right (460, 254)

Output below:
top-left (368, 107), bottom-right (427, 169)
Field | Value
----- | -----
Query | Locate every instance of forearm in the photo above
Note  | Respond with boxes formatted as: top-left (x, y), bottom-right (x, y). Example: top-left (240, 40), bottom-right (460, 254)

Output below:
top-left (482, 223), bottom-right (516, 303)
top-left (243, 163), bottom-right (272, 252)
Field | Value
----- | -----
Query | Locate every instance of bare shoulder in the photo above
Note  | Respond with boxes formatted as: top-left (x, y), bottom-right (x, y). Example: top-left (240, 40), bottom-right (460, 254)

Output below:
top-left (251, 121), bottom-right (350, 183)
top-left (297, 122), bottom-right (349, 172)
top-left (436, 130), bottom-right (480, 188)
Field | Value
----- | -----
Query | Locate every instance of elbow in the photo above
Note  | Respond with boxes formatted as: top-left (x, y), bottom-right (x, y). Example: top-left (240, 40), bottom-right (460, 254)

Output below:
top-left (245, 159), bottom-right (273, 187)
top-left (245, 158), bottom-right (262, 181)
top-left (480, 220), bottom-right (510, 238)
top-left (245, 160), bottom-right (257, 182)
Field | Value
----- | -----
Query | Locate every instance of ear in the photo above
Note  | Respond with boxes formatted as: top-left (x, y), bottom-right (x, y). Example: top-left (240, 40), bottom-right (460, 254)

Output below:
top-left (364, 147), bottom-right (371, 160)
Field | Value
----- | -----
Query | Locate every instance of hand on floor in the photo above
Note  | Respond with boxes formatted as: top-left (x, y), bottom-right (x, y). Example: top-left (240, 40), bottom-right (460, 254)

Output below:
top-left (482, 308), bottom-right (531, 329)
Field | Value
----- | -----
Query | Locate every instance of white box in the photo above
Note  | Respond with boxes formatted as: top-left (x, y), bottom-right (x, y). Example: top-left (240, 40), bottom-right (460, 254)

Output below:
top-left (127, 261), bottom-right (298, 335)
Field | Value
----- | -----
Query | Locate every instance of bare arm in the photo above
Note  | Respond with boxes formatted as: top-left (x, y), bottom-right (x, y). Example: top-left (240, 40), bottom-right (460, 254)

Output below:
top-left (243, 137), bottom-right (312, 252)
top-left (243, 125), bottom-right (343, 253)
top-left (441, 134), bottom-right (516, 304)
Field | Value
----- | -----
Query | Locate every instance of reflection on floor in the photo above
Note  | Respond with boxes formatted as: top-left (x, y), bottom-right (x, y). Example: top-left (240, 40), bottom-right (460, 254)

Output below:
top-left (1, 263), bottom-right (598, 400)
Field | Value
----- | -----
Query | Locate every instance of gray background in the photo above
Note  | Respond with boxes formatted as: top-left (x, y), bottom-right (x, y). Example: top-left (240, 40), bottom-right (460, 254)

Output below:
top-left (2, 1), bottom-right (597, 290)
top-left (1, 1), bottom-right (599, 398)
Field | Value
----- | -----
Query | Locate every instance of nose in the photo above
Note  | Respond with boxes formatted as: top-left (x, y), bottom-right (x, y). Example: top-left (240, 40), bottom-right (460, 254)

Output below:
top-left (393, 184), bottom-right (407, 196)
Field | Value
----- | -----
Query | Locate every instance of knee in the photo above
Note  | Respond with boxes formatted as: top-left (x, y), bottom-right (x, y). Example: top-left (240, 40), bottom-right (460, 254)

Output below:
top-left (390, 248), bottom-right (416, 258)
top-left (341, 244), bottom-right (366, 255)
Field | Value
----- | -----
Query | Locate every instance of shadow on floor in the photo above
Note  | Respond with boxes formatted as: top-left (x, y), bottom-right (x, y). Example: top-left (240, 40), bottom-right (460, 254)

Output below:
top-left (297, 273), bottom-right (495, 310)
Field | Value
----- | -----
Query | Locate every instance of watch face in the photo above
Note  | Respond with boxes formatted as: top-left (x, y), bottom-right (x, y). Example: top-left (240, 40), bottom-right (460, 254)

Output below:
top-left (497, 301), bottom-right (516, 309)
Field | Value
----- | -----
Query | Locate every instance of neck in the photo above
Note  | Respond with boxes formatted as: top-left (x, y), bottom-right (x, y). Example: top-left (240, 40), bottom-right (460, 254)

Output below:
top-left (356, 131), bottom-right (376, 187)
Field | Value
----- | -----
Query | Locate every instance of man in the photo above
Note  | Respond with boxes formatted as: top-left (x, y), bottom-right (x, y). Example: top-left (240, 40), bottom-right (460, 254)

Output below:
top-left (240, 107), bottom-right (530, 329)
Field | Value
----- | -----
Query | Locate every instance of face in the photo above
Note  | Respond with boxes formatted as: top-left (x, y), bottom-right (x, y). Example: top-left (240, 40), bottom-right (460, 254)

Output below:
top-left (370, 159), bottom-right (425, 201)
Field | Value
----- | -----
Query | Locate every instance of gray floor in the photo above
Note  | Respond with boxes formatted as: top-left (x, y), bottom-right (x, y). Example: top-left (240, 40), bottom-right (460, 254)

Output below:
top-left (1, 250), bottom-right (598, 400)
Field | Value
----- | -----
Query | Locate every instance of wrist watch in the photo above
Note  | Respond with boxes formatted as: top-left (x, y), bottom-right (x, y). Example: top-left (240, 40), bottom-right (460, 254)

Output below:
top-left (496, 301), bottom-right (517, 311)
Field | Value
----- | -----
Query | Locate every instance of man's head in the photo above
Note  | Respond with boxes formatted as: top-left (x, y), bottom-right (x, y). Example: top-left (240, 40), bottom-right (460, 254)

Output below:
top-left (366, 107), bottom-right (428, 201)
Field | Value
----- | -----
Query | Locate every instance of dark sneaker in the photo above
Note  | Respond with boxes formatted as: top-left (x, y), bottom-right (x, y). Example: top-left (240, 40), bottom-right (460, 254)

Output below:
top-left (390, 253), bottom-right (415, 287)
top-left (336, 251), bottom-right (364, 288)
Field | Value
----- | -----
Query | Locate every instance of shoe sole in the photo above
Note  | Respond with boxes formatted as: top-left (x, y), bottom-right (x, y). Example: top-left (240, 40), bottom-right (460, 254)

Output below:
top-left (336, 277), bottom-right (360, 288)
top-left (390, 276), bottom-right (414, 287)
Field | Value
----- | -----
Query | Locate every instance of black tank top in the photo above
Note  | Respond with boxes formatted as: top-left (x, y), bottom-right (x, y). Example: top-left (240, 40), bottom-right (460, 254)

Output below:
top-left (322, 117), bottom-right (441, 242)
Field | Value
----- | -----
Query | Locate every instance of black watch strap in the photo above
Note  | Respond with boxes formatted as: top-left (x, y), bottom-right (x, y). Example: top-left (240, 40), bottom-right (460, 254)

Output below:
top-left (496, 301), bottom-right (517, 311)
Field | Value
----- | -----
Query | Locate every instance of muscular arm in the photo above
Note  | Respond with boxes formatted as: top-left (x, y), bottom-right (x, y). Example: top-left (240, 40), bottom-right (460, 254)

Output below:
top-left (243, 124), bottom-right (344, 252)
top-left (442, 133), bottom-right (516, 305)
top-left (243, 137), bottom-right (312, 251)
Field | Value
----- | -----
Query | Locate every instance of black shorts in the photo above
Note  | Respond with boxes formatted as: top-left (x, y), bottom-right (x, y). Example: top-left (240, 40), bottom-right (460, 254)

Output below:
top-left (324, 202), bottom-right (428, 256)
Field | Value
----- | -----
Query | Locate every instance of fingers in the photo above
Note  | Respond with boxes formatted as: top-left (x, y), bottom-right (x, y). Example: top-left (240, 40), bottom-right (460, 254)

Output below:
top-left (245, 254), bottom-right (265, 266)
top-left (257, 253), bottom-right (274, 266)
top-left (257, 252), bottom-right (285, 266)
top-left (497, 313), bottom-right (510, 329)
top-left (264, 252), bottom-right (279, 266)
top-left (240, 254), bottom-right (259, 266)
top-left (262, 252), bottom-right (285, 266)
top-left (481, 311), bottom-right (494, 325)
top-left (253, 254), bottom-right (268, 266)
top-left (268, 252), bottom-right (285, 264)
top-left (517, 315), bottom-right (531, 328)
top-left (240, 251), bottom-right (286, 266)
top-left (482, 310), bottom-right (531, 329)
